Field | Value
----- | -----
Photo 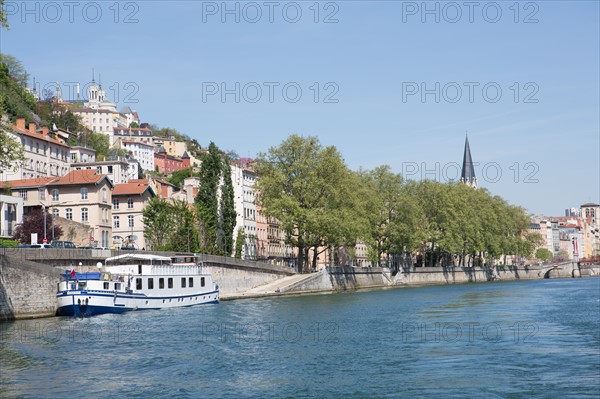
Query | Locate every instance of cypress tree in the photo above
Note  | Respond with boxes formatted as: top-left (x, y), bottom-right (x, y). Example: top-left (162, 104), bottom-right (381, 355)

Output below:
top-left (219, 158), bottom-right (236, 256)
top-left (195, 142), bottom-right (222, 254)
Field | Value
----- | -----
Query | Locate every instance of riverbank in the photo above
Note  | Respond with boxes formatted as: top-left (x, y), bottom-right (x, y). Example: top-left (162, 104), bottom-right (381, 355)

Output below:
top-left (221, 263), bottom-right (600, 301)
top-left (1, 251), bottom-right (598, 320)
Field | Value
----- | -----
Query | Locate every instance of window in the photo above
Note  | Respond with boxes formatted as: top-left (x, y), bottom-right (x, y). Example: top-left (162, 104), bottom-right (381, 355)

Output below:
top-left (103, 282), bottom-right (109, 289)
top-left (128, 215), bottom-right (134, 228)
top-left (148, 278), bottom-right (154, 289)
top-left (52, 189), bottom-right (59, 201)
top-left (136, 278), bottom-right (142, 290)
top-left (81, 207), bottom-right (88, 222)
top-left (66, 208), bottom-right (73, 220)
top-left (18, 190), bottom-right (27, 199)
top-left (181, 277), bottom-right (186, 288)
top-left (113, 198), bottom-right (119, 209)
top-left (201, 277), bottom-right (205, 287)
top-left (113, 216), bottom-right (120, 228)
top-left (38, 188), bottom-right (45, 200)
top-left (189, 278), bottom-right (194, 288)
top-left (127, 198), bottom-right (133, 209)
top-left (102, 188), bottom-right (107, 203)
top-left (159, 278), bottom-right (164, 289)
top-left (52, 208), bottom-right (59, 218)
top-left (115, 283), bottom-right (121, 290)
top-left (97, 166), bottom-right (102, 174)
top-left (108, 166), bottom-right (113, 173)
top-left (81, 187), bottom-right (88, 200)
top-left (168, 278), bottom-right (173, 289)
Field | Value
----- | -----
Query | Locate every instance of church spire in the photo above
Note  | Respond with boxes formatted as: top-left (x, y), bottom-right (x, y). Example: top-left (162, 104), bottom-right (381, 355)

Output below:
top-left (461, 133), bottom-right (477, 189)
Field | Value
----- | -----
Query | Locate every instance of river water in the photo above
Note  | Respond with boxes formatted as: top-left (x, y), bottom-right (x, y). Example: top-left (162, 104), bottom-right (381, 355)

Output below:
top-left (1, 278), bottom-right (599, 398)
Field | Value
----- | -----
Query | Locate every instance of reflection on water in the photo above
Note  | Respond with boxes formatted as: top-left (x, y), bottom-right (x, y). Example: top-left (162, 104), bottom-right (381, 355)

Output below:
top-left (1, 278), bottom-right (599, 398)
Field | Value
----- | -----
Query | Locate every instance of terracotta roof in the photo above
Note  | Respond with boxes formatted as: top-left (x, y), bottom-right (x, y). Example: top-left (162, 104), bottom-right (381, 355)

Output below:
top-left (4, 177), bottom-right (56, 189)
top-left (113, 182), bottom-right (155, 196)
top-left (12, 124), bottom-right (70, 148)
top-left (47, 170), bottom-right (113, 187)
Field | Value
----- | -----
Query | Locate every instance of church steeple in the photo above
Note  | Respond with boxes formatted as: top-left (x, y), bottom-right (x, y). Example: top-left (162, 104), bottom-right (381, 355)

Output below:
top-left (461, 133), bottom-right (477, 189)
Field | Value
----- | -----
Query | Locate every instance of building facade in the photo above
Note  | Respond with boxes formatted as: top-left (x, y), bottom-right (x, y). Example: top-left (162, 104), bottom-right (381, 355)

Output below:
top-left (1, 119), bottom-right (71, 182)
top-left (7, 170), bottom-right (114, 247)
top-left (0, 195), bottom-right (23, 239)
top-left (116, 139), bottom-right (155, 172)
top-left (112, 181), bottom-right (155, 250)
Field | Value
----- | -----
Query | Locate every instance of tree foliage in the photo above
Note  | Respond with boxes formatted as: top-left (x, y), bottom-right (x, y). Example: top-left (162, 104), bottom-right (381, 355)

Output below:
top-left (168, 168), bottom-right (196, 188)
top-left (255, 135), bottom-right (543, 269)
top-left (195, 142), bottom-right (222, 254)
top-left (87, 133), bottom-right (110, 160)
top-left (143, 198), bottom-right (200, 252)
top-left (143, 198), bottom-right (176, 251)
top-left (234, 228), bottom-right (245, 259)
top-left (255, 135), bottom-right (365, 272)
top-left (535, 248), bottom-right (553, 261)
top-left (0, 129), bottom-right (24, 172)
top-left (12, 208), bottom-right (63, 244)
top-left (0, 58), bottom-right (37, 122)
top-left (219, 158), bottom-right (236, 255)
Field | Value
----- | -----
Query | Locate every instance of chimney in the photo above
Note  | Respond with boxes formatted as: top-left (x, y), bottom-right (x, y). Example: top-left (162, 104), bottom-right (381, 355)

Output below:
top-left (16, 118), bottom-right (26, 130)
top-left (41, 127), bottom-right (49, 135)
top-left (29, 123), bottom-right (36, 133)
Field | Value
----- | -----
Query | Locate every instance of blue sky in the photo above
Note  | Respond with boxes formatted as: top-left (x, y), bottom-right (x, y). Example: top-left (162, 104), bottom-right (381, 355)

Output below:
top-left (1, 0), bottom-right (598, 216)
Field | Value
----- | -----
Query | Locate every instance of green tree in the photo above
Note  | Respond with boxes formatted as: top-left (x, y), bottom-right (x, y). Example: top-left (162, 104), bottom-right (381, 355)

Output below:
top-left (219, 158), bottom-right (236, 255)
top-left (0, 54), bottom-right (28, 87)
top-left (168, 200), bottom-right (200, 252)
top-left (535, 248), bottom-right (553, 261)
top-left (195, 142), bottom-right (222, 254)
top-left (255, 135), bottom-right (361, 272)
top-left (143, 198), bottom-right (176, 250)
top-left (87, 133), bottom-right (109, 160)
top-left (0, 128), bottom-right (24, 172)
top-left (168, 168), bottom-right (195, 188)
top-left (0, 0), bottom-right (8, 29)
top-left (234, 228), bottom-right (245, 259)
top-left (0, 59), bottom-right (37, 121)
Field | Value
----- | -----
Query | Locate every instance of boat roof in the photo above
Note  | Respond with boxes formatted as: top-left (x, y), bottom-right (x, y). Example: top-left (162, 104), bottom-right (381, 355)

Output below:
top-left (105, 254), bottom-right (172, 263)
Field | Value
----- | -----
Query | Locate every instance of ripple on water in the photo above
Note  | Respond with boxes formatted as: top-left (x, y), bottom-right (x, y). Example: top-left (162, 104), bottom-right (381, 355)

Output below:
top-left (1, 278), bottom-right (599, 398)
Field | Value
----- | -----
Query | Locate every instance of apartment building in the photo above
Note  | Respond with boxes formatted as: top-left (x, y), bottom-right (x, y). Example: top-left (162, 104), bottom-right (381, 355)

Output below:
top-left (112, 180), bottom-right (156, 250)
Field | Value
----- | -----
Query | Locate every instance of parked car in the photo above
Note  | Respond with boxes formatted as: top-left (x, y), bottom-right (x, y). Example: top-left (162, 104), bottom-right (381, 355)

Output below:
top-left (30, 244), bottom-right (51, 249)
top-left (50, 240), bottom-right (76, 249)
top-left (78, 246), bottom-right (96, 249)
top-left (120, 246), bottom-right (138, 251)
top-left (16, 244), bottom-right (33, 248)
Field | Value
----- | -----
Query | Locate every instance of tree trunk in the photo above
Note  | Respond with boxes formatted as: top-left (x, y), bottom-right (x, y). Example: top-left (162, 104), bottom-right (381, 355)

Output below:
top-left (312, 245), bottom-right (318, 271)
top-left (297, 244), bottom-right (304, 273)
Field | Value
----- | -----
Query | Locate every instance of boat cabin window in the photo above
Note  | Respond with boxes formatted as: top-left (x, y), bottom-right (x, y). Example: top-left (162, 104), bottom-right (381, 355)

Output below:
top-left (138, 264), bottom-right (142, 275)
top-left (103, 282), bottom-right (109, 289)
top-left (136, 278), bottom-right (142, 290)
top-left (168, 278), bottom-right (173, 289)
top-left (115, 283), bottom-right (121, 290)
top-left (201, 277), bottom-right (205, 287)
top-left (70, 283), bottom-right (77, 290)
top-left (189, 277), bottom-right (194, 288)
top-left (159, 278), bottom-right (164, 289)
top-left (181, 277), bottom-right (186, 288)
top-left (148, 278), bottom-right (154, 289)
top-left (78, 282), bottom-right (87, 290)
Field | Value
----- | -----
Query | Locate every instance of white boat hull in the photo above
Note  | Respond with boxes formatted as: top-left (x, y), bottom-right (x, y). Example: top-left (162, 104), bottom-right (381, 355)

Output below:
top-left (57, 288), bottom-right (219, 317)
